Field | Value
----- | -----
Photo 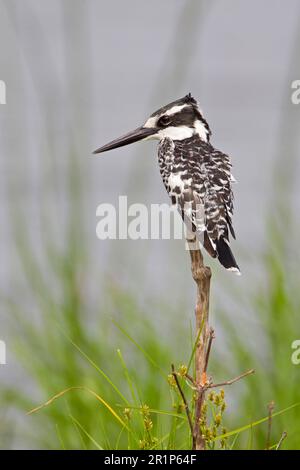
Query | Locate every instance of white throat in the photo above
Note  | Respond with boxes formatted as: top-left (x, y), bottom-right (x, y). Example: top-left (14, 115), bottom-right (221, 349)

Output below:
top-left (156, 121), bottom-right (209, 142)
top-left (157, 126), bottom-right (194, 141)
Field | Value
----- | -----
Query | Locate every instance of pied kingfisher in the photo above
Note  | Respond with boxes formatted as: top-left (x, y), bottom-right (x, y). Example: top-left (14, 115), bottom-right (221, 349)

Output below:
top-left (94, 94), bottom-right (240, 273)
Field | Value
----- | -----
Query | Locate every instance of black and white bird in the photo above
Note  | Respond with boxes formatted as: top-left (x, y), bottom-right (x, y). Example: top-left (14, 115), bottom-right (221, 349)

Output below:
top-left (94, 94), bottom-right (240, 274)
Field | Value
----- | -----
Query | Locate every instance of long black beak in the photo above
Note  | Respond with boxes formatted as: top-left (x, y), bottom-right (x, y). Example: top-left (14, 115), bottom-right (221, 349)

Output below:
top-left (93, 126), bottom-right (157, 154)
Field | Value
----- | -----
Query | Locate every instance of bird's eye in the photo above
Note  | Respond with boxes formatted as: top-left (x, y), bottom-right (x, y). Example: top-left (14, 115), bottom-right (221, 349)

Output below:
top-left (158, 115), bottom-right (171, 127)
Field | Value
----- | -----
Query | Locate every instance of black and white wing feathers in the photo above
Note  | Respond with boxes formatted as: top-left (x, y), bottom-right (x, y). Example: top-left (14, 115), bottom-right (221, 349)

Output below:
top-left (158, 136), bottom-right (240, 273)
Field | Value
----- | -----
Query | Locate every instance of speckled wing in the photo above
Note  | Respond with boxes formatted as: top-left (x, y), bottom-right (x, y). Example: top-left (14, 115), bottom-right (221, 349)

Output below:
top-left (201, 145), bottom-right (236, 243)
top-left (158, 136), bottom-right (239, 271)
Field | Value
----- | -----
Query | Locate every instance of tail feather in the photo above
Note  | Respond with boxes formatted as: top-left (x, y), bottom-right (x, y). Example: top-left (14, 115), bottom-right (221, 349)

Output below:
top-left (215, 237), bottom-right (240, 274)
top-left (203, 231), bottom-right (217, 258)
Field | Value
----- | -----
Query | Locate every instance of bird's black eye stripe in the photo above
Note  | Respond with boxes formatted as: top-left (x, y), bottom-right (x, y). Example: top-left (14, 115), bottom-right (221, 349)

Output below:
top-left (158, 115), bottom-right (171, 127)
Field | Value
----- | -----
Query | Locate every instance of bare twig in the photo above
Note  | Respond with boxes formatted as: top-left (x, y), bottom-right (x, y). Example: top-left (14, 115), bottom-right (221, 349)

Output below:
top-left (266, 401), bottom-right (275, 450)
top-left (275, 431), bottom-right (287, 450)
top-left (209, 369), bottom-right (255, 389)
top-left (185, 373), bottom-right (196, 386)
top-left (171, 364), bottom-right (195, 448)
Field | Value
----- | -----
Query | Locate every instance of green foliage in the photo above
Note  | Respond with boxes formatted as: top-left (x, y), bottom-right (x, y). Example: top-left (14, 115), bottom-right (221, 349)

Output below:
top-left (1, 262), bottom-right (300, 449)
top-left (1, 141), bottom-right (300, 449)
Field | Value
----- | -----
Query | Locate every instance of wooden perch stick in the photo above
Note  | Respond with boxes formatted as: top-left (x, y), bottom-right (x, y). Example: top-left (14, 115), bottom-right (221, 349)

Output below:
top-left (183, 236), bottom-right (254, 450)
top-left (187, 237), bottom-right (211, 450)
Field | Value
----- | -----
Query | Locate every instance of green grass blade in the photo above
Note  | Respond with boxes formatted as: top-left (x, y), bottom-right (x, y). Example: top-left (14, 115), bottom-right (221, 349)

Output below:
top-left (116, 349), bottom-right (138, 406)
top-left (69, 414), bottom-right (103, 450)
top-left (55, 424), bottom-right (66, 450)
top-left (112, 319), bottom-right (165, 376)
top-left (28, 386), bottom-right (131, 432)
top-left (213, 402), bottom-right (300, 442)
top-left (116, 404), bottom-right (187, 420)
top-left (60, 328), bottom-right (130, 405)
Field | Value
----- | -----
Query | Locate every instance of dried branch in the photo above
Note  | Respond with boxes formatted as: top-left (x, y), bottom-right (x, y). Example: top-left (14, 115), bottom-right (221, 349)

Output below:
top-left (209, 369), bottom-right (255, 389)
top-left (171, 364), bottom-right (195, 448)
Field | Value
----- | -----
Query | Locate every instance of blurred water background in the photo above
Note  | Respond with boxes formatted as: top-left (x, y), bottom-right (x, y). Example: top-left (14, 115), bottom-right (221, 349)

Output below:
top-left (0, 0), bottom-right (300, 449)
